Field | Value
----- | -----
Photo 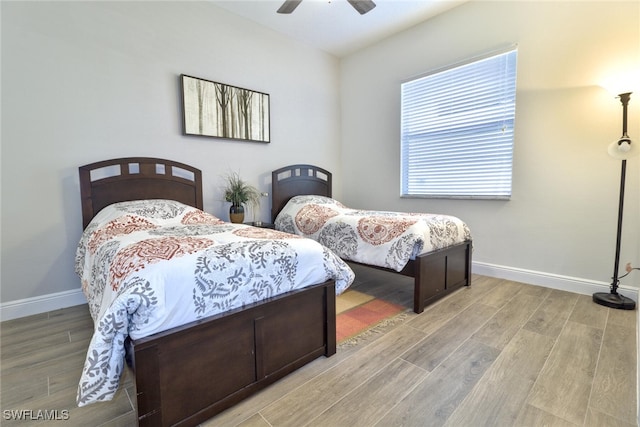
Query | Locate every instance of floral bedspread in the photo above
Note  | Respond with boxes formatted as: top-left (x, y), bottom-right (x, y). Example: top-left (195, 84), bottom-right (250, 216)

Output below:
top-left (275, 195), bottom-right (471, 272)
top-left (75, 199), bottom-right (354, 406)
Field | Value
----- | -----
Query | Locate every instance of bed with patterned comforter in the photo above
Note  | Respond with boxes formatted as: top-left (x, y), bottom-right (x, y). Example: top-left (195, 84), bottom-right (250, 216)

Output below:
top-left (275, 195), bottom-right (472, 272)
top-left (75, 199), bottom-right (354, 406)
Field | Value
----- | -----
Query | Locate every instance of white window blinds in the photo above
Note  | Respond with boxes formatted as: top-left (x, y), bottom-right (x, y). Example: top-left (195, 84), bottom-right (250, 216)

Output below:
top-left (401, 47), bottom-right (517, 199)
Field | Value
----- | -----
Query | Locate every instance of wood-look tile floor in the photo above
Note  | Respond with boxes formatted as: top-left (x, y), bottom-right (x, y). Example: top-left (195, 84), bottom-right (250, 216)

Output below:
top-left (1, 264), bottom-right (637, 426)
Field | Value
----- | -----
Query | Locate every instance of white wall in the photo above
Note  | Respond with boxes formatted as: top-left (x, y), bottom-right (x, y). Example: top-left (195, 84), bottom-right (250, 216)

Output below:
top-left (340, 1), bottom-right (640, 289)
top-left (1, 1), bottom-right (341, 311)
top-left (2, 1), bottom-right (640, 320)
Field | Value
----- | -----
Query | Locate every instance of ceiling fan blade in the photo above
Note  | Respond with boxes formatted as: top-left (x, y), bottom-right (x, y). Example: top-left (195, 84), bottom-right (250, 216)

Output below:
top-left (277, 0), bottom-right (302, 14)
top-left (347, 0), bottom-right (376, 15)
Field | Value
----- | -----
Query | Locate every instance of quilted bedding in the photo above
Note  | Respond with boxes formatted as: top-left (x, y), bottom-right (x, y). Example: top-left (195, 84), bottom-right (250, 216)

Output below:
top-left (275, 195), bottom-right (471, 272)
top-left (75, 199), bottom-right (354, 406)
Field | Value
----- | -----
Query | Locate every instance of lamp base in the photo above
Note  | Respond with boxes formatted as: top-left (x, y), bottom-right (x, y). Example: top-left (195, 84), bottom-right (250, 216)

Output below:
top-left (592, 292), bottom-right (636, 310)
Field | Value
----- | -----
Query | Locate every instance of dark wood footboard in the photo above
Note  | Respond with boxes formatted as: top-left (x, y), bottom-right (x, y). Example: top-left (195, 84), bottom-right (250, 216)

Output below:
top-left (398, 240), bottom-right (472, 313)
top-left (348, 240), bottom-right (471, 314)
top-left (128, 280), bottom-right (336, 427)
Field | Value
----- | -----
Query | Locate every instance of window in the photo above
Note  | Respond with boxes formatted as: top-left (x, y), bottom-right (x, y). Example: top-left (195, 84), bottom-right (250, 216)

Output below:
top-left (400, 47), bottom-right (517, 199)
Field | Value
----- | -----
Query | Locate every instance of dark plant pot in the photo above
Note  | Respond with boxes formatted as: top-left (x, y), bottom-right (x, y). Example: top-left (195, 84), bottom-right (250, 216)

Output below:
top-left (229, 204), bottom-right (244, 223)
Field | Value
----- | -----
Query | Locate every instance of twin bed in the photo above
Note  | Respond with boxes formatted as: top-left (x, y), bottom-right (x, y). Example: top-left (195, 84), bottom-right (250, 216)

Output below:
top-left (272, 164), bottom-right (472, 314)
top-left (76, 158), bottom-right (472, 426)
top-left (77, 158), bottom-right (353, 426)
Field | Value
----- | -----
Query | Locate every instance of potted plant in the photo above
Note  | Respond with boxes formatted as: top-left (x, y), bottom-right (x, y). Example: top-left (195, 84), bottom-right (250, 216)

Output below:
top-left (223, 171), bottom-right (260, 223)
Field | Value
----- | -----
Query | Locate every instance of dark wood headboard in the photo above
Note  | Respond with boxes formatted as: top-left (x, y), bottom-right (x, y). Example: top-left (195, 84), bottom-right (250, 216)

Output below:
top-left (271, 164), bottom-right (332, 222)
top-left (79, 157), bottom-right (203, 228)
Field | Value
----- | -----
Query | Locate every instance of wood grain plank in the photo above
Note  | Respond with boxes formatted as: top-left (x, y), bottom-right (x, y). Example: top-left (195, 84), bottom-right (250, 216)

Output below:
top-left (401, 303), bottom-right (497, 372)
top-left (589, 322), bottom-right (637, 424)
top-left (444, 329), bottom-right (555, 426)
top-left (0, 375), bottom-right (48, 408)
top-left (0, 330), bottom-right (73, 359)
top-left (0, 338), bottom-right (89, 374)
top-left (526, 320), bottom-right (603, 425)
top-left (1, 348), bottom-right (86, 383)
top-left (0, 316), bottom-right (92, 351)
top-left (517, 282), bottom-right (552, 298)
top-left (568, 295), bottom-right (608, 329)
top-left (471, 291), bottom-right (544, 350)
top-left (0, 380), bottom-right (133, 427)
top-left (378, 339), bottom-right (500, 427)
top-left (307, 358), bottom-right (427, 427)
top-left (0, 305), bottom-right (90, 339)
top-left (606, 305), bottom-right (637, 327)
top-left (515, 404), bottom-right (579, 426)
top-left (523, 289), bottom-right (579, 338)
top-left (475, 279), bottom-right (529, 308)
top-left (584, 407), bottom-right (637, 427)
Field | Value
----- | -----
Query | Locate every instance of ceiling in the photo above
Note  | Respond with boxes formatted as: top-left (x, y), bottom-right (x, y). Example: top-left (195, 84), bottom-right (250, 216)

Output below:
top-left (211, 0), bottom-right (467, 57)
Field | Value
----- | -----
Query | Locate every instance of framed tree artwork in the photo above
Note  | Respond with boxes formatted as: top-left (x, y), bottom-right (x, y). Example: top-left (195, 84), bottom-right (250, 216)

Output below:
top-left (181, 74), bottom-right (270, 143)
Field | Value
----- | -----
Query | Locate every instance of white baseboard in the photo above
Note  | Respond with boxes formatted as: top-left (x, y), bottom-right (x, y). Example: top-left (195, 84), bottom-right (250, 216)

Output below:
top-left (473, 261), bottom-right (639, 302)
top-left (0, 289), bottom-right (87, 322)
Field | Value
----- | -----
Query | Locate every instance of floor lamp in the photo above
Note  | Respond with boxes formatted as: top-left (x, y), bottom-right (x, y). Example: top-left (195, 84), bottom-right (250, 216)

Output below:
top-left (592, 91), bottom-right (637, 310)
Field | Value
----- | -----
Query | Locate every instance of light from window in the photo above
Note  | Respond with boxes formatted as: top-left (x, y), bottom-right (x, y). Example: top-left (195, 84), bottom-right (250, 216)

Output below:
top-left (400, 47), bottom-right (517, 199)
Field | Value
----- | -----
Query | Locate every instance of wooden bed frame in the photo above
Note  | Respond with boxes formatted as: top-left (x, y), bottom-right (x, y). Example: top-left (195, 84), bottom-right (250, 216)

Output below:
top-left (271, 164), bottom-right (472, 314)
top-left (79, 157), bottom-right (336, 427)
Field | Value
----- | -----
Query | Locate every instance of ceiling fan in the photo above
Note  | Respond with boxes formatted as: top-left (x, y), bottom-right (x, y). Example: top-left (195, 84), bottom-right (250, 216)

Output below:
top-left (277, 0), bottom-right (377, 15)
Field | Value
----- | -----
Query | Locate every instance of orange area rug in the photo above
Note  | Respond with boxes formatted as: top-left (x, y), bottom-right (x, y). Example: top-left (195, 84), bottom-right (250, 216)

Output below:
top-left (336, 290), bottom-right (406, 343)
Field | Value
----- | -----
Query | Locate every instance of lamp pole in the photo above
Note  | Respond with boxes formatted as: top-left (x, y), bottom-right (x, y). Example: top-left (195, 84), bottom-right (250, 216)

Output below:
top-left (592, 92), bottom-right (636, 310)
top-left (611, 93), bottom-right (630, 295)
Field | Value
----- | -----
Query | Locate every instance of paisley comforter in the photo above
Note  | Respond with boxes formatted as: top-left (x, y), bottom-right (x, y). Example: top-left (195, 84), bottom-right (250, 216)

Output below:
top-left (275, 195), bottom-right (471, 272)
top-left (75, 199), bottom-right (354, 406)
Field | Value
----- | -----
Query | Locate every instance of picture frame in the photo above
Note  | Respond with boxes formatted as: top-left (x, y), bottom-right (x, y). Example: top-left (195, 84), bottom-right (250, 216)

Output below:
top-left (181, 74), bottom-right (270, 143)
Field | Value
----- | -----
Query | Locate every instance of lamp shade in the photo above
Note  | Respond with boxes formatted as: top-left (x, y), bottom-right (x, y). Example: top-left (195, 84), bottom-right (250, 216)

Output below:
top-left (608, 137), bottom-right (637, 160)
